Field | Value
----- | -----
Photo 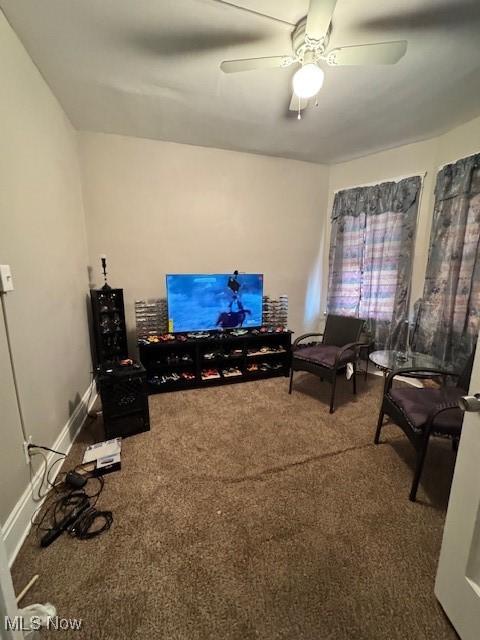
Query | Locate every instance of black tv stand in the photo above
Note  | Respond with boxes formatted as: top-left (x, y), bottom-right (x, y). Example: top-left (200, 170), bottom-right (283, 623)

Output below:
top-left (138, 329), bottom-right (292, 394)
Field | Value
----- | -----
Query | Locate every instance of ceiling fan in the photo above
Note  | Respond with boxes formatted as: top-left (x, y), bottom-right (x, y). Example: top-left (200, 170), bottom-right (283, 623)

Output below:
top-left (217, 0), bottom-right (407, 117)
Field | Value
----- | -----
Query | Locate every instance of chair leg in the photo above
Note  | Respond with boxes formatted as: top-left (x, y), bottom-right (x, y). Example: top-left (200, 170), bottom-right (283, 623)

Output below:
top-left (288, 367), bottom-right (294, 394)
top-left (329, 375), bottom-right (337, 414)
top-left (374, 408), bottom-right (384, 444)
top-left (352, 362), bottom-right (357, 395)
top-left (409, 434), bottom-right (431, 502)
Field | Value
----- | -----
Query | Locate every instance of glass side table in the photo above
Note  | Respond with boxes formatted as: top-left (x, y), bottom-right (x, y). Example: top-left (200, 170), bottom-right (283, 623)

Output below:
top-left (369, 349), bottom-right (455, 391)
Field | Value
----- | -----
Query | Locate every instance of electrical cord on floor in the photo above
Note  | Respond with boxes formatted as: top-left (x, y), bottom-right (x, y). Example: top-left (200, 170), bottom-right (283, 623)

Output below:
top-left (31, 451), bottom-right (113, 547)
top-left (28, 444), bottom-right (67, 501)
top-left (69, 504), bottom-right (113, 540)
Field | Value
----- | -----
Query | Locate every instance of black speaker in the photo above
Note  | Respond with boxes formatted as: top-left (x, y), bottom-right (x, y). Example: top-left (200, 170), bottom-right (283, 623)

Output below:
top-left (98, 363), bottom-right (150, 438)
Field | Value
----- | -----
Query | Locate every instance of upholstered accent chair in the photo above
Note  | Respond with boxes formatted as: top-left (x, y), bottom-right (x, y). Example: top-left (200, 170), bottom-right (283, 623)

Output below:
top-left (374, 350), bottom-right (475, 501)
top-left (289, 315), bottom-right (365, 413)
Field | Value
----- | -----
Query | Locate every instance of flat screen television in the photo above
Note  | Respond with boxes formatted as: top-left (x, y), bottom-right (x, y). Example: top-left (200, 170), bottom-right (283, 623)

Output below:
top-left (166, 273), bottom-right (263, 333)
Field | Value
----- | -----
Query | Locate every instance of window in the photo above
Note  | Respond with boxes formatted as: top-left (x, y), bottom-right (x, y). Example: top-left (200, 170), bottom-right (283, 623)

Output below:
top-left (327, 177), bottom-right (421, 349)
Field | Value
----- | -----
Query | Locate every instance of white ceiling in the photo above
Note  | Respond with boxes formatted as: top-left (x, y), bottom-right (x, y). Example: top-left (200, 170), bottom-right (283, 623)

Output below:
top-left (2, 0), bottom-right (480, 163)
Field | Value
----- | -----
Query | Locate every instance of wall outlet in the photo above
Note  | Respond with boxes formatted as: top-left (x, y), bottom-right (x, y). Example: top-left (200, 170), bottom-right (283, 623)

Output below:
top-left (0, 265), bottom-right (14, 292)
top-left (23, 436), bottom-right (32, 465)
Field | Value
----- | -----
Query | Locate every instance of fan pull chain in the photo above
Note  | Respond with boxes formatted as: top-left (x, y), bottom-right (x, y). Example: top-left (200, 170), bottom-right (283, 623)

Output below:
top-left (297, 96), bottom-right (301, 120)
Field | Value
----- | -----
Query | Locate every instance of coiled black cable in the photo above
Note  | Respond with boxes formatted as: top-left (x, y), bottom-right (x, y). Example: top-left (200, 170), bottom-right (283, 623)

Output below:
top-left (68, 506), bottom-right (113, 539)
top-left (32, 468), bottom-right (113, 544)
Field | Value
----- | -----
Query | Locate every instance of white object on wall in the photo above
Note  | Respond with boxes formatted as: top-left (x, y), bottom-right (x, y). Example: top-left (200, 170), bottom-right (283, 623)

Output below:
top-left (0, 265), bottom-right (14, 292)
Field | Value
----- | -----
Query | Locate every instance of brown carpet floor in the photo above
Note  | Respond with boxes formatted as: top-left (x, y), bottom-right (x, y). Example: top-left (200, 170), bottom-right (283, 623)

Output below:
top-left (11, 374), bottom-right (458, 640)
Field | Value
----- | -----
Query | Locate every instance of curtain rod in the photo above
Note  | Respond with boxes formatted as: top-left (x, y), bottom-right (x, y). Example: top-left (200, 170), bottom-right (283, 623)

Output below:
top-left (333, 171), bottom-right (427, 195)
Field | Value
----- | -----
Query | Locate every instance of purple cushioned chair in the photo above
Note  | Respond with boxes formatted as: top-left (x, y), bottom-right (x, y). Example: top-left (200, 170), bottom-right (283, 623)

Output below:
top-left (374, 349), bottom-right (475, 501)
top-left (289, 315), bottom-right (365, 413)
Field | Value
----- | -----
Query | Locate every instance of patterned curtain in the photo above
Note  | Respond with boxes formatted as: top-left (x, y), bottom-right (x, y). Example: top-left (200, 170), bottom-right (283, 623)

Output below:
top-left (413, 153), bottom-right (480, 368)
top-left (327, 210), bottom-right (365, 317)
top-left (327, 176), bottom-right (421, 349)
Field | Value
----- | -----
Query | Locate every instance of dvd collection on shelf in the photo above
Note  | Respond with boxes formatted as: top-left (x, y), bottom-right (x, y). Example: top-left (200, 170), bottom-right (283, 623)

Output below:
top-left (135, 295), bottom-right (289, 339)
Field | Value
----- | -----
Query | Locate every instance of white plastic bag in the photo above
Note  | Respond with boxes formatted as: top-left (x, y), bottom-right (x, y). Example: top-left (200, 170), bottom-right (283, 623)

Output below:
top-left (346, 362), bottom-right (354, 380)
top-left (18, 603), bottom-right (56, 637)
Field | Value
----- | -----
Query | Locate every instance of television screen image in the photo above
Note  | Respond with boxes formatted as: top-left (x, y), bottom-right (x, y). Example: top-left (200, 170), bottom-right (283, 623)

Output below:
top-left (166, 273), bottom-right (263, 333)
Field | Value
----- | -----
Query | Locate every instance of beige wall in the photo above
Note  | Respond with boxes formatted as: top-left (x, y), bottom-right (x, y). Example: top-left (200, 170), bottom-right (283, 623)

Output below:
top-left (79, 116), bottom-right (480, 350)
top-left (0, 314), bottom-right (26, 526)
top-left (435, 116), bottom-right (480, 166)
top-left (0, 11), bottom-right (92, 524)
top-left (79, 132), bottom-right (329, 343)
top-left (323, 115), bottom-right (480, 315)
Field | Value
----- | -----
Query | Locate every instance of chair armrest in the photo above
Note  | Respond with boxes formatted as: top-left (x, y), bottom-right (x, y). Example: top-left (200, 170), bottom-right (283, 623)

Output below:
top-left (334, 342), bottom-right (365, 366)
top-left (424, 402), bottom-right (464, 433)
top-left (385, 367), bottom-right (459, 393)
top-left (293, 333), bottom-right (324, 348)
top-left (359, 340), bottom-right (375, 349)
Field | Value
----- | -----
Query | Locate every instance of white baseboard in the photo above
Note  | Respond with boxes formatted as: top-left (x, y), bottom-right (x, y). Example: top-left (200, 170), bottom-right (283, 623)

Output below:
top-left (2, 380), bottom-right (98, 567)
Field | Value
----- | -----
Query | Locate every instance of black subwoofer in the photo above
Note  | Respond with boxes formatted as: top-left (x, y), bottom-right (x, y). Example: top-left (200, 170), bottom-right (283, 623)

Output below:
top-left (98, 363), bottom-right (150, 439)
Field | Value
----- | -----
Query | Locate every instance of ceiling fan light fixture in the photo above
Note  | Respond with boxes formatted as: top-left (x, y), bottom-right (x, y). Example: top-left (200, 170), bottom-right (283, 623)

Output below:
top-left (292, 63), bottom-right (324, 99)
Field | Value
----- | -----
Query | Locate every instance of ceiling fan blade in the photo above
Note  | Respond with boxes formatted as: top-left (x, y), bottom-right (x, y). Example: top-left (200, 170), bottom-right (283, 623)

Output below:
top-left (208, 0), bottom-right (295, 27)
top-left (220, 56), bottom-right (295, 74)
top-left (289, 92), bottom-right (309, 112)
top-left (356, 1), bottom-right (480, 32)
top-left (326, 41), bottom-right (407, 66)
top-left (306, 0), bottom-right (338, 41)
top-left (126, 29), bottom-right (266, 57)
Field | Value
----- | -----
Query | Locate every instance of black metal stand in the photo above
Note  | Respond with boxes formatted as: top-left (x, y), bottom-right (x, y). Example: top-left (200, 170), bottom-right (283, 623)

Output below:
top-left (90, 288), bottom-right (128, 367)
